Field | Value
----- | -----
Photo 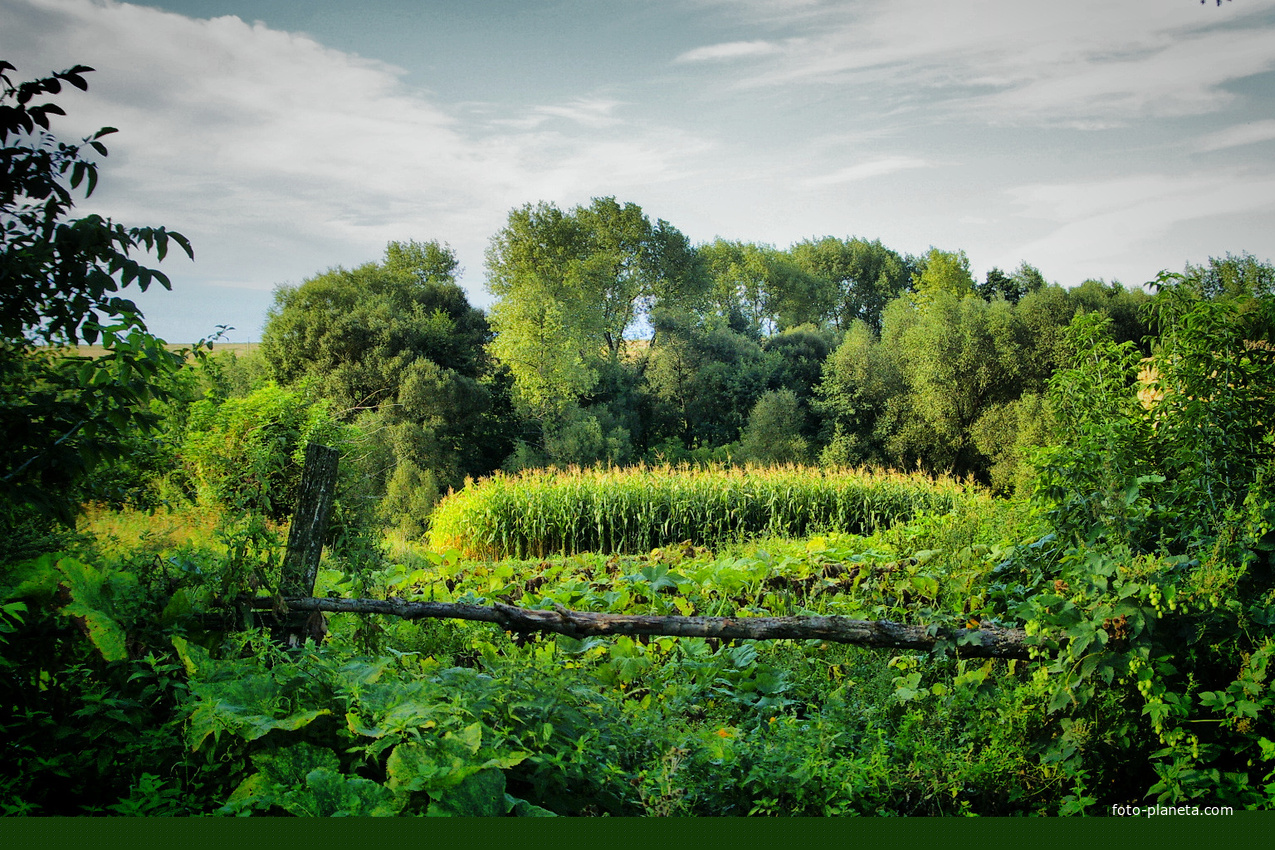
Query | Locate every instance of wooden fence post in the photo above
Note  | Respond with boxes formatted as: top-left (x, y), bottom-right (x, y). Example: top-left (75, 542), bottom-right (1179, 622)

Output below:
top-left (277, 443), bottom-right (339, 643)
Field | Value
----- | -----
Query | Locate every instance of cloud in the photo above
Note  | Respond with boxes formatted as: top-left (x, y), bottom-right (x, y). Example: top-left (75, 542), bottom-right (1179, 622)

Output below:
top-left (712, 0), bottom-right (1275, 126)
top-left (0, 0), bottom-right (710, 318)
top-left (674, 40), bottom-right (784, 63)
top-left (1006, 169), bottom-right (1275, 278)
top-left (803, 156), bottom-right (929, 186)
top-left (490, 97), bottom-right (625, 130)
top-left (1196, 119), bottom-right (1275, 152)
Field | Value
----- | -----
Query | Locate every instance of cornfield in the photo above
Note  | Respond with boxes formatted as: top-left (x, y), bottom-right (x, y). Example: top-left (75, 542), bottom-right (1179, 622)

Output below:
top-left (428, 464), bottom-right (971, 559)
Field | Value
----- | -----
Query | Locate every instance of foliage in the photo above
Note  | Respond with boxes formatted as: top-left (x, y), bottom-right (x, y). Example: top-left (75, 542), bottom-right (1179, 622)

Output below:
top-left (1019, 281), bottom-right (1275, 809)
top-left (0, 543), bottom-right (237, 815)
top-left (699, 239), bottom-right (826, 337)
top-left (815, 290), bottom-right (1057, 481)
top-left (260, 241), bottom-right (507, 530)
top-left (912, 248), bottom-right (976, 304)
top-left (788, 236), bottom-right (914, 333)
top-left (485, 197), bottom-right (704, 414)
top-left (0, 62), bottom-right (197, 522)
top-left (977, 262), bottom-right (1046, 304)
top-left (261, 241), bottom-right (487, 411)
top-left (641, 309), bottom-right (781, 451)
top-left (178, 382), bottom-right (353, 523)
top-left (739, 389), bottom-right (810, 465)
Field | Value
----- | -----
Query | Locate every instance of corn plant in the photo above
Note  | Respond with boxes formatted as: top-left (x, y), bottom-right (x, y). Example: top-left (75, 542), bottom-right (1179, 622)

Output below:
top-left (428, 464), bottom-right (971, 559)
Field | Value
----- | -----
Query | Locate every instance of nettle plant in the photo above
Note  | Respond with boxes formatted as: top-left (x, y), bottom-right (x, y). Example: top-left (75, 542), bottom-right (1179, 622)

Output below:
top-left (1021, 281), bottom-right (1275, 808)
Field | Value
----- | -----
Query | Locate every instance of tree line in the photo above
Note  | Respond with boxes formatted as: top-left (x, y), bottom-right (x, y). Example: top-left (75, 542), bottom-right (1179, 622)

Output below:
top-left (4, 56), bottom-right (1271, 545)
top-left (199, 195), bottom-right (1267, 536)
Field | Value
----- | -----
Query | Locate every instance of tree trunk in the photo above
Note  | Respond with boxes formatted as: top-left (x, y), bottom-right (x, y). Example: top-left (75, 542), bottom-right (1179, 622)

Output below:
top-left (274, 443), bottom-right (339, 645)
top-left (279, 443), bottom-right (340, 599)
top-left (249, 595), bottom-right (1033, 660)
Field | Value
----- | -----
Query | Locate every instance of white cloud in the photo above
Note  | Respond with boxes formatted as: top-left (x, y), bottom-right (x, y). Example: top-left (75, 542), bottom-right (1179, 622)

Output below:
top-left (491, 97), bottom-right (626, 130)
top-left (674, 40), bottom-right (784, 63)
top-left (1006, 169), bottom-right (1275, 279)
top-left (0, 0), bottom-right (710, 314)
top-left (803, 156), bottom-right (929, 186)
top-left (715, 0), bottom-right (1275, 126)
top-left (1196, 119), bottom-right (1275, 152)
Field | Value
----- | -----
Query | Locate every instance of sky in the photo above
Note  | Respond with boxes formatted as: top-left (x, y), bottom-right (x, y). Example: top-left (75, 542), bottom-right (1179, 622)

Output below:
top-left (4, 0), bottom-right (1275, 342)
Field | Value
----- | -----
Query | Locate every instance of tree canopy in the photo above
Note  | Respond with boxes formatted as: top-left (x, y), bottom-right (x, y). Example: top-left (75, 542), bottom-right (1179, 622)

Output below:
top-left (485, 197), bottom-right (704, 414)
top-left (260, 240), bottom-right (505, 532)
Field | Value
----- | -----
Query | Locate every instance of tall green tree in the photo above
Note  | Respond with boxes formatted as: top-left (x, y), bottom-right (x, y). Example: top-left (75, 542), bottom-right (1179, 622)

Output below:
top-left (699, 239), bottom-right (827, 336)
top-left (641, 309), bottom-right (778, 451)
top-left (813, 319), bottom-right (902, 468)
top-left (815, 287), bottom-right (1061, 482)
top-left (739, 388), bottom-right (810, 465)
top-left (911, 248), bottom-right (976, 304)
top-left (977, 261), bottom-right (1046, 304)
top-left (1069, 278), bottom-right (1151, 350)
top-left (1179, 251), bottom-right (1274, 300)
top-left (261, 241), bottom-right (505, 532)
top-left (485, 198), bottom-right (704, 415)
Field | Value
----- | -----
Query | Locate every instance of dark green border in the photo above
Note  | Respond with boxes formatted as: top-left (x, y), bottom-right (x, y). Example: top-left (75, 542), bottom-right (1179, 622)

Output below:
top-left (4, 810), bottom-right (1271, 849)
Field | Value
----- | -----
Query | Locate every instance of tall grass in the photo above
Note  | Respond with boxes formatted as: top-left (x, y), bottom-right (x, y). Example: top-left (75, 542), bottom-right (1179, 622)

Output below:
top-left (428, 464), bottom-right (973, 559)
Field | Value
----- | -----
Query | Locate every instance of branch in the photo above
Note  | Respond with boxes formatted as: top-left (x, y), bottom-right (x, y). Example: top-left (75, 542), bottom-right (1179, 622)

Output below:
top-left (242, 596), bottom-right (1034, 660)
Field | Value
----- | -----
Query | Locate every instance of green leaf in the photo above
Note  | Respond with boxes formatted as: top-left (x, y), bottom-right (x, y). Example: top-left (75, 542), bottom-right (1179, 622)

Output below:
top-left (161, 589), bottom-right (193, 624)
top-left (512, 798), bottom-right (558, 817)
top-left (387, 742), bottom-right (453, 794)
top-left (251, 742), bottom-right (340, 787)
top-left (51, 557), bottom-right (136, 662)
top-left (185, 673), bottom-right (332, 748)
top-left (223, 772), bottom-right (273, 814)
top-left (427, 768), bottom-right (509, 817)
top-left (283, 768), bottom-right (402, 817)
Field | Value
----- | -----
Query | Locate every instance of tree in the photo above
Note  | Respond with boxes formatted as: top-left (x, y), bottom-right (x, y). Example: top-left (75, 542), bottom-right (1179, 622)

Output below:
top-left (762, 325), bottom-right (835, 405)
top-left (977, 262), bottom-right (1045, 304)
top-left (485, 198), bottom-right (704, 414)
top-left (262, 240), bottom-right (488, 411)
top-left (789, 236), bottom-right (913, 333)
top-left (1178, 252), bottom-right (1274, 301)
top-left (641, 309), bottom-right (778, 451)
top-left (0, 62), bottom-right (195, 523)
top-left (813, 320), bottom-right (900, 468)
top-left (1068, 278), bottom-right (1150, 350)
top-left (699, 239), bottom-right (828, 336)
top-left (260, 241), bottom-right (505, 532)
top-left (739, 388), bottom-right (810, 465)
top-left (911, 248), bottom-right (976, 304)
top-left (814, 285), bottom-right (1064, 481)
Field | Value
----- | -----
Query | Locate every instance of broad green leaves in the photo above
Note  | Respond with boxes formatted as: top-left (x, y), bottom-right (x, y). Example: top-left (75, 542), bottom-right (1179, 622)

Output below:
top-left (4, 554), bottom-right (138, 662)
top-left (176, 634), bottom-right (543, 817)
top-left (226, 742), bottom-right (402, 816)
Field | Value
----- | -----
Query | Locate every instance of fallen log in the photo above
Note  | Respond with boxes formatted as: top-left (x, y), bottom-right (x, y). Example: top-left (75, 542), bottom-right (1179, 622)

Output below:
top-left (240, 596), bottom-right (1033, 660)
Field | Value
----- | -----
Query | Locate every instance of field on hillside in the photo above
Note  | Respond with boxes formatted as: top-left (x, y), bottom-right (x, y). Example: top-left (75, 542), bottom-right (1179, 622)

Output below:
top-left (53, 341), bottom-right (261, 358)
